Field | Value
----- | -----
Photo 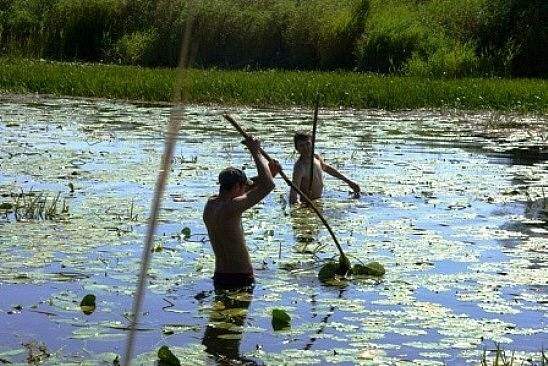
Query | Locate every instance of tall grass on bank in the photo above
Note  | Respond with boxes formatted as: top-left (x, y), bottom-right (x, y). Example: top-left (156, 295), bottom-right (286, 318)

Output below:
top-left (0, 59), bottom-right (546, 112)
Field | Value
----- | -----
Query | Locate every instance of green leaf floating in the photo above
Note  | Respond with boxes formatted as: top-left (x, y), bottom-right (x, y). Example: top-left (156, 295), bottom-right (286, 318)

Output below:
top-left (271, 308), bottom-right (291, 331)
top-left (79, 294), bottom-right (96, 315)
top-left (352, 262), bottom-right (386, 277)
top-left (0, 202), bottom-right (13, 210)
top-left (181, 227), bottom-right (191, 239)
top-left (158, 345), bottom-right (181, 366)
top-left (318, 261), bottom-right (339, 283)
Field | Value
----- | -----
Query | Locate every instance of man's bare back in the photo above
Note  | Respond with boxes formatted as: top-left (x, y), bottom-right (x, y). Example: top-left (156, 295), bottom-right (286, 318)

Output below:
top-left (203, 196), bottom-right (252, 275)
top-left (203, 136), bottom-right (279, 288)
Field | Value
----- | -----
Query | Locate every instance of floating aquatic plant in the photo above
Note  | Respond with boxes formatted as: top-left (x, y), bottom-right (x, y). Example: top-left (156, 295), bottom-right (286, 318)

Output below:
top-left (79, 294), bottom-right (96, 315)
top-left (181, 227), bottom-right (191, 239)
top-left (352, 262), bottom-right (386, 277)
top-left (272, 309), bottom-right (291, 331)
top-left (157, 345), bottom-right (181, 366)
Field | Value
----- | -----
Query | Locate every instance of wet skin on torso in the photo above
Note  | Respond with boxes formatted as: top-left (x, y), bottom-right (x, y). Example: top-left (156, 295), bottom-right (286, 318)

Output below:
top-left (203, 195), bottom-right (253, 275)
top-left (294, 155), bottom-right (324, 200)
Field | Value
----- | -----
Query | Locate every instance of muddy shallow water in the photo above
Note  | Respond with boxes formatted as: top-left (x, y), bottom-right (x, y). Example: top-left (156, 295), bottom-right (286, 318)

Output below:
top-left (0, 95), bottom-right (546, 365)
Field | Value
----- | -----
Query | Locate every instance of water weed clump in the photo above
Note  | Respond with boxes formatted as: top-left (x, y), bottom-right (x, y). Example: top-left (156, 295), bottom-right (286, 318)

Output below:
top-left (0, 189), bottom-right (69, 221)
top-left (271, 308), bottom-right (291, 331)
top-left (0, 59), bottom-right (546, 112)
top-left (319, 259), bottom-right (386, 284)
top-left (481, 344), bottom-right (547, 366)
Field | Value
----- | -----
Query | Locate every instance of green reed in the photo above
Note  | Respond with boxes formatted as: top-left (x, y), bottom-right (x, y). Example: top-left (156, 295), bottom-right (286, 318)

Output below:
top-left (0, 59), bottom-right (546, 112)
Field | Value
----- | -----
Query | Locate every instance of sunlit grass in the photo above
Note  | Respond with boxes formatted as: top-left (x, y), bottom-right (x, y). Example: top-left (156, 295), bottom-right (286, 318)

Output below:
top-left (0, 59), bottom-right (546, 112)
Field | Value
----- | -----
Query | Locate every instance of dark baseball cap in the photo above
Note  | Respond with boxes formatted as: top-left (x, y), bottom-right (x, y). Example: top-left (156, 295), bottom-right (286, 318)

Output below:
top-left (218, 167), bottom-right (253, 189)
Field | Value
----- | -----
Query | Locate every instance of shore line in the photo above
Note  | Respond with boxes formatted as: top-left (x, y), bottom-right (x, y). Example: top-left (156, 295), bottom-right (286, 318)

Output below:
top-left (1, 59), bottom-right (546, 112)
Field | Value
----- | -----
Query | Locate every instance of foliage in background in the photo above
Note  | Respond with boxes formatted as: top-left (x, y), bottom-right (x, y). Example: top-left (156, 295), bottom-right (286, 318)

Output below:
top-left (0, 0), bottom-right (546, 77)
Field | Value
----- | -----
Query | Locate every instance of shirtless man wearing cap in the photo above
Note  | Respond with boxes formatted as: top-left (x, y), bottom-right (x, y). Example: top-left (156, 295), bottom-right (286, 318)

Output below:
top-left (203, 135), bottom-right (280, 289)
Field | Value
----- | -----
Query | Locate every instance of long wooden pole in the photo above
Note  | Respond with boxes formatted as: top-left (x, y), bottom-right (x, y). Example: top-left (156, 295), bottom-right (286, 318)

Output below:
top-left (308, 95), bottom-right (320, 193)
top-left (223, 114), bottom-right (348, 264)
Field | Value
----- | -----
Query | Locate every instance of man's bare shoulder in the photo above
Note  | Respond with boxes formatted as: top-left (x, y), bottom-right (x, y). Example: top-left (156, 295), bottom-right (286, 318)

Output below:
top-left (207, 194), bottom-right (219, 202)
top-left (204, 195), bottom-right (221, 214)
top-left (204, 195), bottom-right (219, 208)
top-left (204, 195), bottom-right (240, 217)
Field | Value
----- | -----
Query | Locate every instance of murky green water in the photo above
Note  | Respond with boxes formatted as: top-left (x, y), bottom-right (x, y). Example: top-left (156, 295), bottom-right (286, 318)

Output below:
top-left (0, 95), bottom-right (546, 365)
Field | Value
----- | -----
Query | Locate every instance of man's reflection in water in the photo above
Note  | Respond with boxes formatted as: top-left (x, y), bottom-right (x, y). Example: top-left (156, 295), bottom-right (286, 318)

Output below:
top-left (201, 284), bottom-right (259, 365)
top-left (289, 203), bottom-right (324, 255)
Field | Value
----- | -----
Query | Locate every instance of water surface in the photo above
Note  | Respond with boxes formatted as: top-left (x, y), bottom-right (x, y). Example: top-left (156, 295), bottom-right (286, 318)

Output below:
top-left (0, 95), bottom-right (546, 365)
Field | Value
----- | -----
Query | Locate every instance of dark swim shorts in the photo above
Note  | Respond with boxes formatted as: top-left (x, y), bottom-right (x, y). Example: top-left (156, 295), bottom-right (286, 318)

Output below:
top-left (213, 272), bottom-right (255, 290)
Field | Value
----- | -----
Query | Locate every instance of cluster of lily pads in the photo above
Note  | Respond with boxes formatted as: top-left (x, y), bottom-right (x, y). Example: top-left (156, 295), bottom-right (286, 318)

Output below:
top-left (318, 255), bottom-right (386, 284)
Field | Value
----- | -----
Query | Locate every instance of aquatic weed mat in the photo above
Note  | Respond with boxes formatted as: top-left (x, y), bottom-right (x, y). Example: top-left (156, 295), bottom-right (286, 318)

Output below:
top-left (0, 97), bottom-right (546, 365)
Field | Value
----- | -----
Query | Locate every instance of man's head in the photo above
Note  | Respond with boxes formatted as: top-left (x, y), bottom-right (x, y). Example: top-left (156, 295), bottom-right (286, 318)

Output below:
top-left (294, 131), bottom-right (311, 155)
top-left (219, 167), bottom-right (251, 196)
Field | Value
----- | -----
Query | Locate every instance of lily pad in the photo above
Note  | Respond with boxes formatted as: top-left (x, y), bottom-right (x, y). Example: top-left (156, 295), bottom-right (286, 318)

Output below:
top-left (318, 261), bottom-right (339, 283)
top-left (352, 262), bottom-right (386, 277)
top-left (157, 345), bottom-right (181, 366)
top-left (181, 227), bottom-right (191, 239)
top-left (79, 294), bottom-right (96, 315)
top-left (0, 202), bottom-right (13, 210)
top-left (272, 308), bottom-right (291, 331)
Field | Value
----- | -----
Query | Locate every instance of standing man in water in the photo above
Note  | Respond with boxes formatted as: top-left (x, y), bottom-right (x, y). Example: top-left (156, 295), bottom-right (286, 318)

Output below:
top-left (203, 135), bottom-right (280, 289)
top-left (290, 131), bottom-right (361, 204)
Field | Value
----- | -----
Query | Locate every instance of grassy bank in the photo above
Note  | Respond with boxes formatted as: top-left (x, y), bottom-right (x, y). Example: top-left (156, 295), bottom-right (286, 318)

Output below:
top-left (1, 59), bottom-right (546, 111)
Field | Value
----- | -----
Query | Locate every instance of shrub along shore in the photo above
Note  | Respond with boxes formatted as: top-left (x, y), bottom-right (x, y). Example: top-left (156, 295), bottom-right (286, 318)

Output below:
top-left (1, 0), bottom-right (545, 78)
top-left (0, 59), bottom-right (546, 112)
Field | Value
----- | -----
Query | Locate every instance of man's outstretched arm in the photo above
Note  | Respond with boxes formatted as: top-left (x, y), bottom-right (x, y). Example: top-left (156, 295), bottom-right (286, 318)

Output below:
top-left (247, 160), bottom-right (280, 191)
top-left (319, 155), bottom-right (361, 194)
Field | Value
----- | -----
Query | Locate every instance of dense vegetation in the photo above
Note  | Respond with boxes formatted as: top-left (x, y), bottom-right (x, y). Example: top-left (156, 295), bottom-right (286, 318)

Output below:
top-left (0, 0), bottom-right (546, 77)
top-left (1, 59), bottom-right (545, 111)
